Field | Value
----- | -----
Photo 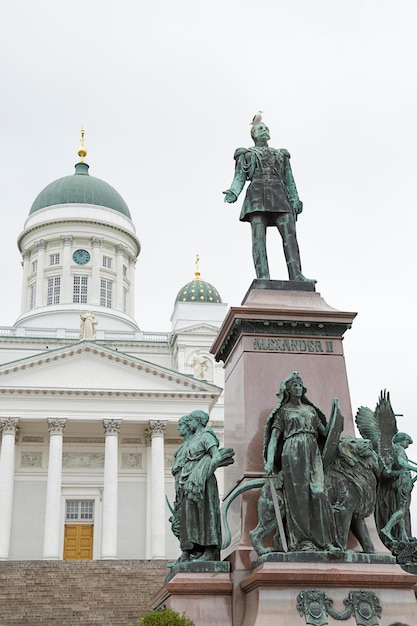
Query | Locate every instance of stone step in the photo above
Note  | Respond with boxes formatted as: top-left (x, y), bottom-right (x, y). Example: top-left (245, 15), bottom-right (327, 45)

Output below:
top-left (0, 560), bottom-right (169, 625)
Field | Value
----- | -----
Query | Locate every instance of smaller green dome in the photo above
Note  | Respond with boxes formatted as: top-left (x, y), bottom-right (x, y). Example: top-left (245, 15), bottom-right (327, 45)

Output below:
top-left (29, 162), bottom-right (131, 218)
top-left (176, 277), bottom-right (222, 304)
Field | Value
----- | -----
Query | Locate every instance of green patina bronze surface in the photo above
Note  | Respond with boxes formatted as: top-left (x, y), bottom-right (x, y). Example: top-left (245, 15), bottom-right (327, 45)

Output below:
top-left (356, 390), bottom-right (417, 568)
top-left (223, 120), bottom-right (315, 283)
top-left (30, 162), bottom-right (131, 217)
top-left (297, 589), bottom-right (382, 626)
top-left (221, 371), bottom-right (383, 559)
top-left (221, 375), bottom-right (417, 571)
top-left (263, 372), bottom-right (338, 552)
top-left (169, 411), bottom-right (234, 566)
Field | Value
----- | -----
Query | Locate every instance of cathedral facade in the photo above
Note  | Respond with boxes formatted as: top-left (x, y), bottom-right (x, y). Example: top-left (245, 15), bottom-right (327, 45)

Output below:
top-left (0, 141), bottom-right (227, 562)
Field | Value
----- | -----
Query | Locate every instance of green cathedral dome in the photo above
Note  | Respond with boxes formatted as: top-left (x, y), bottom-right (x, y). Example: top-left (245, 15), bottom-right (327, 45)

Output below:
top-left (29, 162), bottom-right (131, 218)
top-left (176, 271), bottom-right (222, 304)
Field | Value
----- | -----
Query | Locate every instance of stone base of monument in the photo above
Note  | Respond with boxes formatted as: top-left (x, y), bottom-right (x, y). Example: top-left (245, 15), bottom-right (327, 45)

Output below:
top-left (239, 553), bottom-right (417, 625)
top-left (150, 562), bottom-right (233, 625)
top-left (150, 554), bottom-right (417, 625)
top-left (152, 282), bottom-right (417, 624)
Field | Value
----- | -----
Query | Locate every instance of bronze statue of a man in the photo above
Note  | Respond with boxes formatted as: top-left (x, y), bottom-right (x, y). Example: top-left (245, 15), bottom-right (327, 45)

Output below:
top-left (223, 120), bottom-right (315, 283)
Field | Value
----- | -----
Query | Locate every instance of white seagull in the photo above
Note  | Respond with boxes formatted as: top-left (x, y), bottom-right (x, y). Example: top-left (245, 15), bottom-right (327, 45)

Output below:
top-left (251, 111), bottom-right (263, 125)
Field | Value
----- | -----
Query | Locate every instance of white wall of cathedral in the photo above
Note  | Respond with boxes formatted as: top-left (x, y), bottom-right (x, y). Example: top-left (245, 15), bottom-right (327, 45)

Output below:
top-left (4, 422), bottom-right (193, 560)
top-left (171, 302), bottom-right (228, 332)
top-left (170, 315), bottom-right (226, 407)
top-left (17, 203), bottom-right (140, 329)
top-left (169, 323), bottom-right (226, 419)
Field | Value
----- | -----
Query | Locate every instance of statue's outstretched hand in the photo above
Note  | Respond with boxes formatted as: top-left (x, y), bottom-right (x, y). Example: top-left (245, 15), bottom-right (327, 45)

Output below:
top-left (223, 190), bottom-right (237, 203)
top-left (294, 200), bottom-right (303, 214)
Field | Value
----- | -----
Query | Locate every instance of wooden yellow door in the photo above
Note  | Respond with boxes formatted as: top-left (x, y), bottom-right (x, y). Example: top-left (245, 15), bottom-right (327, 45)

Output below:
top-left (63, 524), bottom-right (93, 560)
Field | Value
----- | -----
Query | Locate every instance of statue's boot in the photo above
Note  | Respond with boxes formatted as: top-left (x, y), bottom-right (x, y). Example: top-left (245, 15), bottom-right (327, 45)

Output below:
top-left (193, 547), bottom-right (220, 562)
top-left (282, 223), bottom-right (316, 283)
top-left (286, 259), bottom-right (316, 284)
top-left (325, 543), bottom-right (343, 553)
top-left (167, 550), bottom-right (191, 567)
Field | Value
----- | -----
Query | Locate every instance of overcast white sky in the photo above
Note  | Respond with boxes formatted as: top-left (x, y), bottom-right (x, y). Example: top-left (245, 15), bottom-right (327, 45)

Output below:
top-left (1, 1), bottom-right (417, 516)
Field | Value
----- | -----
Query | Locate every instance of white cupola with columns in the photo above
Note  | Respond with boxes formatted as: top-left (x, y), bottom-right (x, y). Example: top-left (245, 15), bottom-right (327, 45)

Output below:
top-left (15, 131), bottom-right (140, 333)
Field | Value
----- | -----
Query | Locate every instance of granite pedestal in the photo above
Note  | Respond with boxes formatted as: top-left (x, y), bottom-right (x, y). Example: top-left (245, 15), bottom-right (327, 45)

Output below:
top-left (211, 282), bottom-right (359, 566)
top-left (150, 562), bottom-right (232, 625)
top-left (241, 555), bottom-right (417, 625)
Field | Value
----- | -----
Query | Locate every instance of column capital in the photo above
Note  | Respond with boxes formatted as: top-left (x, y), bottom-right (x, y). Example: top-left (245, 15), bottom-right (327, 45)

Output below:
top-left (91, 237), bottom-right (102, 248)
top-left (128, 255), bottom-right (136, 267)
top-left (37, 239), bottom-right (47, 251)
top-left (116, 244), bottom-right (127, 256)
top-left (148, 420), bottom-right (167, 438)
top-left (103, 419), bottom-right (122, 435)
top-left (22, 249), bottom-right (31, 261)
top-left (0, 418), bottom-right (19, 435)
top-left (61, 235), bottom-right (73, 247)
top-left (47, 418), bottom-right (67, 435)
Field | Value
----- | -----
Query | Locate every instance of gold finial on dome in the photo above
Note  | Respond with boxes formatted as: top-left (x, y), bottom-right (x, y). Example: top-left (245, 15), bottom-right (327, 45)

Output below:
top-left (77, 128), bottom-right (87, 162)
top-left (195, 254), bottom-right (201, 280)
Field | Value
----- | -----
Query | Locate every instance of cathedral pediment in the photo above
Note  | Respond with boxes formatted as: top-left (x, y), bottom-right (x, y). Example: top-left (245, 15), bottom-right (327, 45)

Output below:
top-left (0, 341), bottom-right (220, 396)
top-left (172, 323), bottom-right (221, 335)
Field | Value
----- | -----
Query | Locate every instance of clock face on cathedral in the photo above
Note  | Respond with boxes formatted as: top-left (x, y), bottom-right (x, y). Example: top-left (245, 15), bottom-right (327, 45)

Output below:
top-left (73, 249), bottom-right (91, 265)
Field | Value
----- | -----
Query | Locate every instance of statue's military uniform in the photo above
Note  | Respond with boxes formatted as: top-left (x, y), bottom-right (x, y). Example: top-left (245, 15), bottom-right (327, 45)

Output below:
top-left (228, 147), bottom-right (303, 224)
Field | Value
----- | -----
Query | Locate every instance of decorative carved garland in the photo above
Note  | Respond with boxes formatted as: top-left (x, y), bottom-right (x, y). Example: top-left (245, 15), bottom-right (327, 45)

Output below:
top-left (297, 589), bottom-right (382, 625)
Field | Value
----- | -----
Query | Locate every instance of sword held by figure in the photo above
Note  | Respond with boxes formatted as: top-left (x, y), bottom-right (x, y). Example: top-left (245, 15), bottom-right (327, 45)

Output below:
top-left (268, 475), bottom-right (288, 552)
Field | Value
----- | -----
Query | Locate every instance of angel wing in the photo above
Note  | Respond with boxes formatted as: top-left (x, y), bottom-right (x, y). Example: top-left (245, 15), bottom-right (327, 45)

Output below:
top-left (355, 405), bottom-right (380, 451)
top-left (375, 389), bottom-right (397, 471)
top-left (355, 389), bottom-right (398, 471)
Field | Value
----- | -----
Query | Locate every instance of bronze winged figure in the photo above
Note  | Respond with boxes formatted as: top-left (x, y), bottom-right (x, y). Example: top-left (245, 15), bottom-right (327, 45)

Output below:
top-left (355, 390), bottom-right (417, 546)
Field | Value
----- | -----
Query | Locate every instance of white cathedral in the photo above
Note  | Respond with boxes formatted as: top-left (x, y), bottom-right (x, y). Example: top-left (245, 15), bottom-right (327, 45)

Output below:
top-left (0, 136), bottom-right (228, 563)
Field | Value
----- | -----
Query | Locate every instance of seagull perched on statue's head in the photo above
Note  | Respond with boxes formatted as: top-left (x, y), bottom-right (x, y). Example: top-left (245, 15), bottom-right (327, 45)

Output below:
top-left (251, 111), bottom-right (263, 125)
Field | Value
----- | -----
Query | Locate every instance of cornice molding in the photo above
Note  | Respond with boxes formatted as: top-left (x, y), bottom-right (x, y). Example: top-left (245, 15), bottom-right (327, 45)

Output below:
top-left (0, 343), bottom-right (220, 394)
top-left (17, 217), bottom-right (140, 255)
top-left (0, 388), bottom-right (218, 400)
top-left (214, 317), bottom-right (353, 363)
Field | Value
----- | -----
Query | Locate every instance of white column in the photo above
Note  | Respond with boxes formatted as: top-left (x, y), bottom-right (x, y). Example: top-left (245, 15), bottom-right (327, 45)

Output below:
top-left (0, 418), bottom-right (19, 560)
top-left (177, 343), bottom-right (186, 373)
top-left (101, 419), bottom-right (121, 559)
top-left (115, 244), bottom-right (125, 311)
top-left (91, 237), bottom-right (101, 306)
top-left (148, 420), bottom-right (167, 559)
top-left (128, 255), bottom-right (136, 318)
top-left (60, 235), bottom-right (73, 303)
top-left (43, 418), bottom-right (66, 560)
top-left (20, 250), bottom-right (30, 313)
top-left (145, 432), bottom-right (152, 559)
top-left (35, 239), bottom-right (47, 307)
